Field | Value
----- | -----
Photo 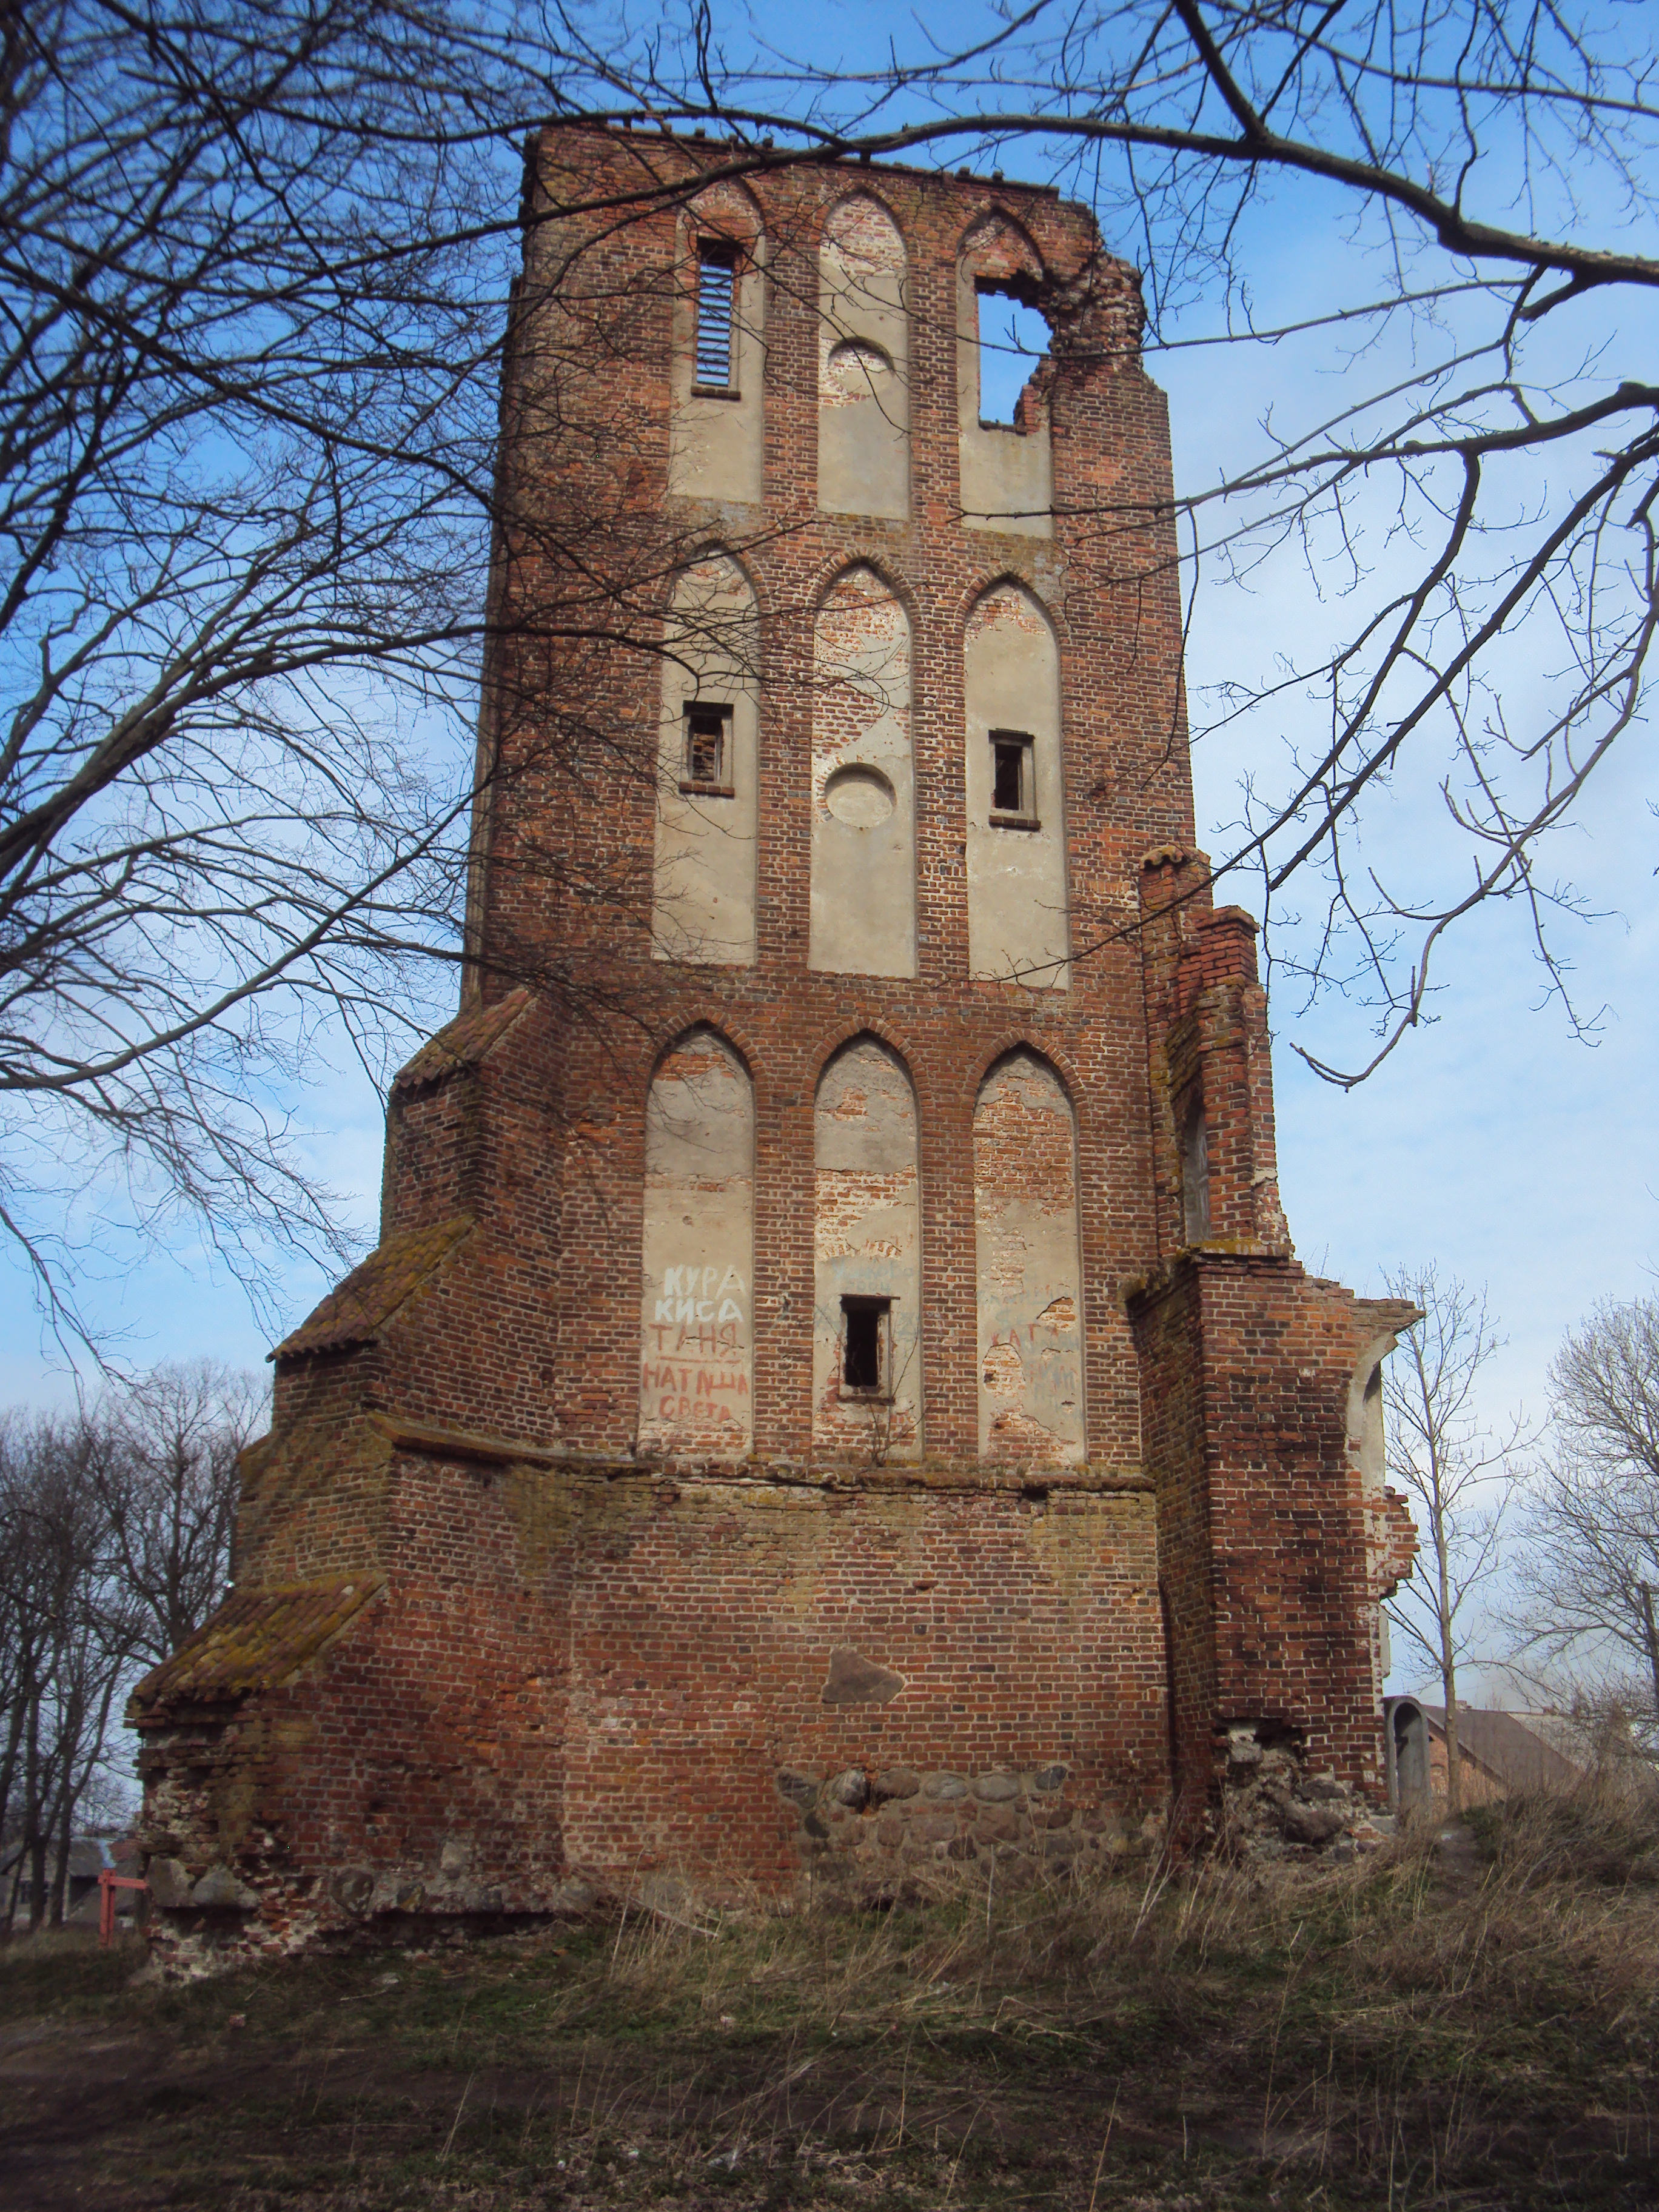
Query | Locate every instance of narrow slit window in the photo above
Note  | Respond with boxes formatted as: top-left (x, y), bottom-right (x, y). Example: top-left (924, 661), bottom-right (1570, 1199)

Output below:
top-left (990, 731), bottom-right (1036, 825)
top-left (841, 1296), bottom-right (891, 1394)
top-left (682, 702), bottom-right (733, 794)
top-left (695, 242), bottom-right (739, 389)
top-left (1181, 1100), bottom-right (1210, 1244)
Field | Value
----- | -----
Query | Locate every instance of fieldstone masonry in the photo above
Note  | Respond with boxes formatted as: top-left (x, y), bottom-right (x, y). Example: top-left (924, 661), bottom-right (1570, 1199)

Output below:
top-left (129, 127), bottom-right (1416, 1974)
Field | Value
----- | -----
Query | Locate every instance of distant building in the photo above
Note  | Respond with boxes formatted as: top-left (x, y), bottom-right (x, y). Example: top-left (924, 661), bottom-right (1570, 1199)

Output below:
top-left (1384, 1698), bottom-right (1658, 1808)
top-left (1, 1834), bottom-right (142, 1926)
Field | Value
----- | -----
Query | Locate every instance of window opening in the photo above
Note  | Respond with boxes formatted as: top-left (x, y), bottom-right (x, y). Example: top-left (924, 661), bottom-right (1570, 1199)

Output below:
top-left (695, 241), bottom-right (739, 389)
top-left (976, 284), bottom-right (1049, 427)
top-left (989, 731), bottom-right (1036, 825)
top-left (841, 1296), bottom-right (891, 1394)
top-left (681, 702), bottom-right (733, 794)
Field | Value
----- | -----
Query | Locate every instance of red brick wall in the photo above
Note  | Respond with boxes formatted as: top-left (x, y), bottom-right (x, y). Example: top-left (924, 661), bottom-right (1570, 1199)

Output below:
top-left (1130, 1255), bottom-right (1397, 1823)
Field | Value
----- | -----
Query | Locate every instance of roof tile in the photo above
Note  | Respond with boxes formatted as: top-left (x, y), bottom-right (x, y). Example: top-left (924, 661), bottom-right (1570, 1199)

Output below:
top-left (272, 1214), bottom-right (471, 1359)
top-left (128, 1578), bottom-right (381, 1718)
top-left (392, 989), bottom-right (531, 1094)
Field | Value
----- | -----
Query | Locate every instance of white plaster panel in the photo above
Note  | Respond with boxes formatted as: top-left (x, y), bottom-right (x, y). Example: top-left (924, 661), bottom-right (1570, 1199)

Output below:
top-left (639, 1030), bottom-right (754, 1456)
top-left (652, 552), bottom-right (758, 965)
top-left (810, 566), bottom-right (916, 979)
top-left (817, 196), bottom-right (909, 520)
top-left (668, 184), bottom-right (765, 504)
top-left (974, 1051), bottom-right (1085, 1463)
top-left (813, 1037), bottom-right (922, 1458)
top-left (964, 583), bottom-right (1070, 987)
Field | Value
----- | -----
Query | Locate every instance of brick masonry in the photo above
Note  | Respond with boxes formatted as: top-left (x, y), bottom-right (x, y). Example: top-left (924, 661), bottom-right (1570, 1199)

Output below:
top-left (129, 128), bottom-right (1416, 1970)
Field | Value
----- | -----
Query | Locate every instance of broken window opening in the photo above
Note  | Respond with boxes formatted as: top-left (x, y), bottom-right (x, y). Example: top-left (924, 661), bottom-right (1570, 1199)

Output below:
top-left (840, 1296), bottom-right (892, 1395)
top-left (681, 702), bottom-right (734, 795)
top-left (976, 284), bottom-right (1049, 428)
top-left (695, 241), bottom-right (739, 390)
top-left (989, 731), bottom-right (1037, 826)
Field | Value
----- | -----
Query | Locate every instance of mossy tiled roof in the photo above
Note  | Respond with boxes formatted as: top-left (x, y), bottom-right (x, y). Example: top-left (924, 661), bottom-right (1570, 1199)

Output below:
top-left (392, 988), bottom-right (531, 1093)
top-left (127, 1578), bottom-right (381, 1718)
top-left (272, 1213), bottom-right (471, 1359)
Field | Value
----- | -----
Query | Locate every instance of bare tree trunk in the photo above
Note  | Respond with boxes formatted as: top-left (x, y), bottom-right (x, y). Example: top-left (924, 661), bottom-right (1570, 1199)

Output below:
top-left (0, 1682), bottom-right (28, 1872)
top-left (1437, 1498), bottom-right (1463, 1815)
top-left (1640, 1584), bottom-right (1659, 1722)
top-left (49, 1781), bottom-right (73, 1929)
top-left (27, 1835), bottom-right (45, 1933)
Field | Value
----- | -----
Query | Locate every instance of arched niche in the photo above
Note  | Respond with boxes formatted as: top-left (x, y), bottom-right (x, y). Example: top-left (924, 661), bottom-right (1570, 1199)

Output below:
top-left (973, 1049), bottom-right (1085, 1463)
top-left (817, 195), bottom-right (909, 520)
top-left (652, 551), bottom-right (758, 966)
top-left (813, 1035), bottom-right (922, 1458)
top-left (956, 213), bottom-right (1052, 537)
top-left (669, 181), bottom-right (766, 504)
top-left (638, 1028), bottom-right (754, 1458)
top-left (810, 566), bottom-right (916, 979)
top-left (964, 581), bottom-right (1069, 987)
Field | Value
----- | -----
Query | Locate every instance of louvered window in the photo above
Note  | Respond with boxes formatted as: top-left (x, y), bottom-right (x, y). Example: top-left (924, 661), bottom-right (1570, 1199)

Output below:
top-left (695, 242), bottom-right (738, 388)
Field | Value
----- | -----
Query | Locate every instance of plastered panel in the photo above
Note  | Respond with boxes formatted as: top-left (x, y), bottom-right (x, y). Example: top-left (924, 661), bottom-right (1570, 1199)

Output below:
top-left (964, 584), bottom-right (1070, 986)
top-left (668, 184), bottom-right (765, 504)
top-left (813, 1037), bottom-right (922, 1459)
top-left (817, 196), bottom-right (909, 520)
top-left (639, 1029), bottom-right (754, 1456)
top-left (652, 552), bottom-right (758, 965)
top-left (957, 218), bottom-right (1051, 537)
top-left (810, 566), bottom-right (916, 978)
top-left (974, 1050), bottom-right (1085, 1462)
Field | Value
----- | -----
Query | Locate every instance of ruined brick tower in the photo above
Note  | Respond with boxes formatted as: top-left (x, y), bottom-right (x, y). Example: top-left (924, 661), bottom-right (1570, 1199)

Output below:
top-left (130, 129), bottom-right (1416, 1963)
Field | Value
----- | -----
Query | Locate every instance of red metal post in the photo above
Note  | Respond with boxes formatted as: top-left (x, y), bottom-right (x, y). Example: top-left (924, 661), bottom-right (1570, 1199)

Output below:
top-left (98, 1871), bottom-right (148, 1945)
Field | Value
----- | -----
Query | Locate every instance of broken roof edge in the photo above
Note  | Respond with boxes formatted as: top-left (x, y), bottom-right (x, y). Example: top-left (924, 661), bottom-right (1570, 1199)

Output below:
top-left (270, 1213), bottom-right (474, 1362)
top-left (536, 118), bottom-right (1069, 202)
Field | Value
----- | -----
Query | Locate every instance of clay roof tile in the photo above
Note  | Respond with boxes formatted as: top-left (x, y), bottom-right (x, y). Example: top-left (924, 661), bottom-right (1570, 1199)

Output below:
top-left (127, 1578), bottom-right (381, 1719)
top-left (391, 989), bottom-right (532, 1094)
top-left (270, 1213), bottom-right (471, 1360)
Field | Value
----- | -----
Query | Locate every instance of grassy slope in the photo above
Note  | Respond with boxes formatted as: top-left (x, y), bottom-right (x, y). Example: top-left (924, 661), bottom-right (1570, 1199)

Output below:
top-left (3, 1794), bottom-right (1658, 2211)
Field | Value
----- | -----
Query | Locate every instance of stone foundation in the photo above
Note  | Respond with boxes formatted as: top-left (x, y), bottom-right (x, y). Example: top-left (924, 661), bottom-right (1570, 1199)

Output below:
top-left (779, 1760), bottom-right (1163, 1892)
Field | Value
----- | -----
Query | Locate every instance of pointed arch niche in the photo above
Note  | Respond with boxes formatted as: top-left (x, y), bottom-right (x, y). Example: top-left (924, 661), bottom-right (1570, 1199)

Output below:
top-left (810, 566), bottom-right (916, 978)
top-left (964, 581), bottom-right (1069, 987)
top-left (817, 195), bottom-right (909, 520)
top-left (669, 181), bottom-right (765, 504)
top-left (652, 551), bottom-right (758, 966)
top-left (956, 213), bottom-right (1052, 537)
top-left (813, 1036), bottom-right (922, 1459)
top-left (973, 1050), bottom-right (1085, 1463)
top-left (638, 1028), bottom-right (754, 1458)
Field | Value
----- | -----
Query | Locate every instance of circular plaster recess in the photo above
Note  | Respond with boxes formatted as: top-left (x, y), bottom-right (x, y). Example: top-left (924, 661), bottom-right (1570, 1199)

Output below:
top-left (827, 337), bottom-right (893, 392)
top-left (824, 763), bottom-right (896, 827)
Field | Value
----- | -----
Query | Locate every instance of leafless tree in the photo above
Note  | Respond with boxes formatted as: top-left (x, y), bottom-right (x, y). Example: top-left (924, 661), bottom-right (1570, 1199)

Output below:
top-left (87, 1362), bottom-right (266, 1669)
top-left (1381, 1265), bottom-right (1524, 1812)
top-left (683, 1), bottom-right (1659, 1081)
top-left (0, 0), bottom-right (737, 1353)
top-left (0, 1364), bottom-right (259, 1923)
top-left (0, 1412), bottom-right (142, 1928)
top-left (10, 1), bottom-right (1657, 1350)
top-left (1509, 1298), bottom-right (1659, 1744)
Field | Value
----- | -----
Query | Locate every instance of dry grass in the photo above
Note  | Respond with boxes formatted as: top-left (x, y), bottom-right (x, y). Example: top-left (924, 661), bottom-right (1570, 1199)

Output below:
top-left (4, 1789), bottom-right (1659, 2208)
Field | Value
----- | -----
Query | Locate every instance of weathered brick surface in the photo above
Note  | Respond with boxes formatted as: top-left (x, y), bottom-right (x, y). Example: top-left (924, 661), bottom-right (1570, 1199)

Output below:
top-left (129, 129), bottom-right (1414, 1969)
